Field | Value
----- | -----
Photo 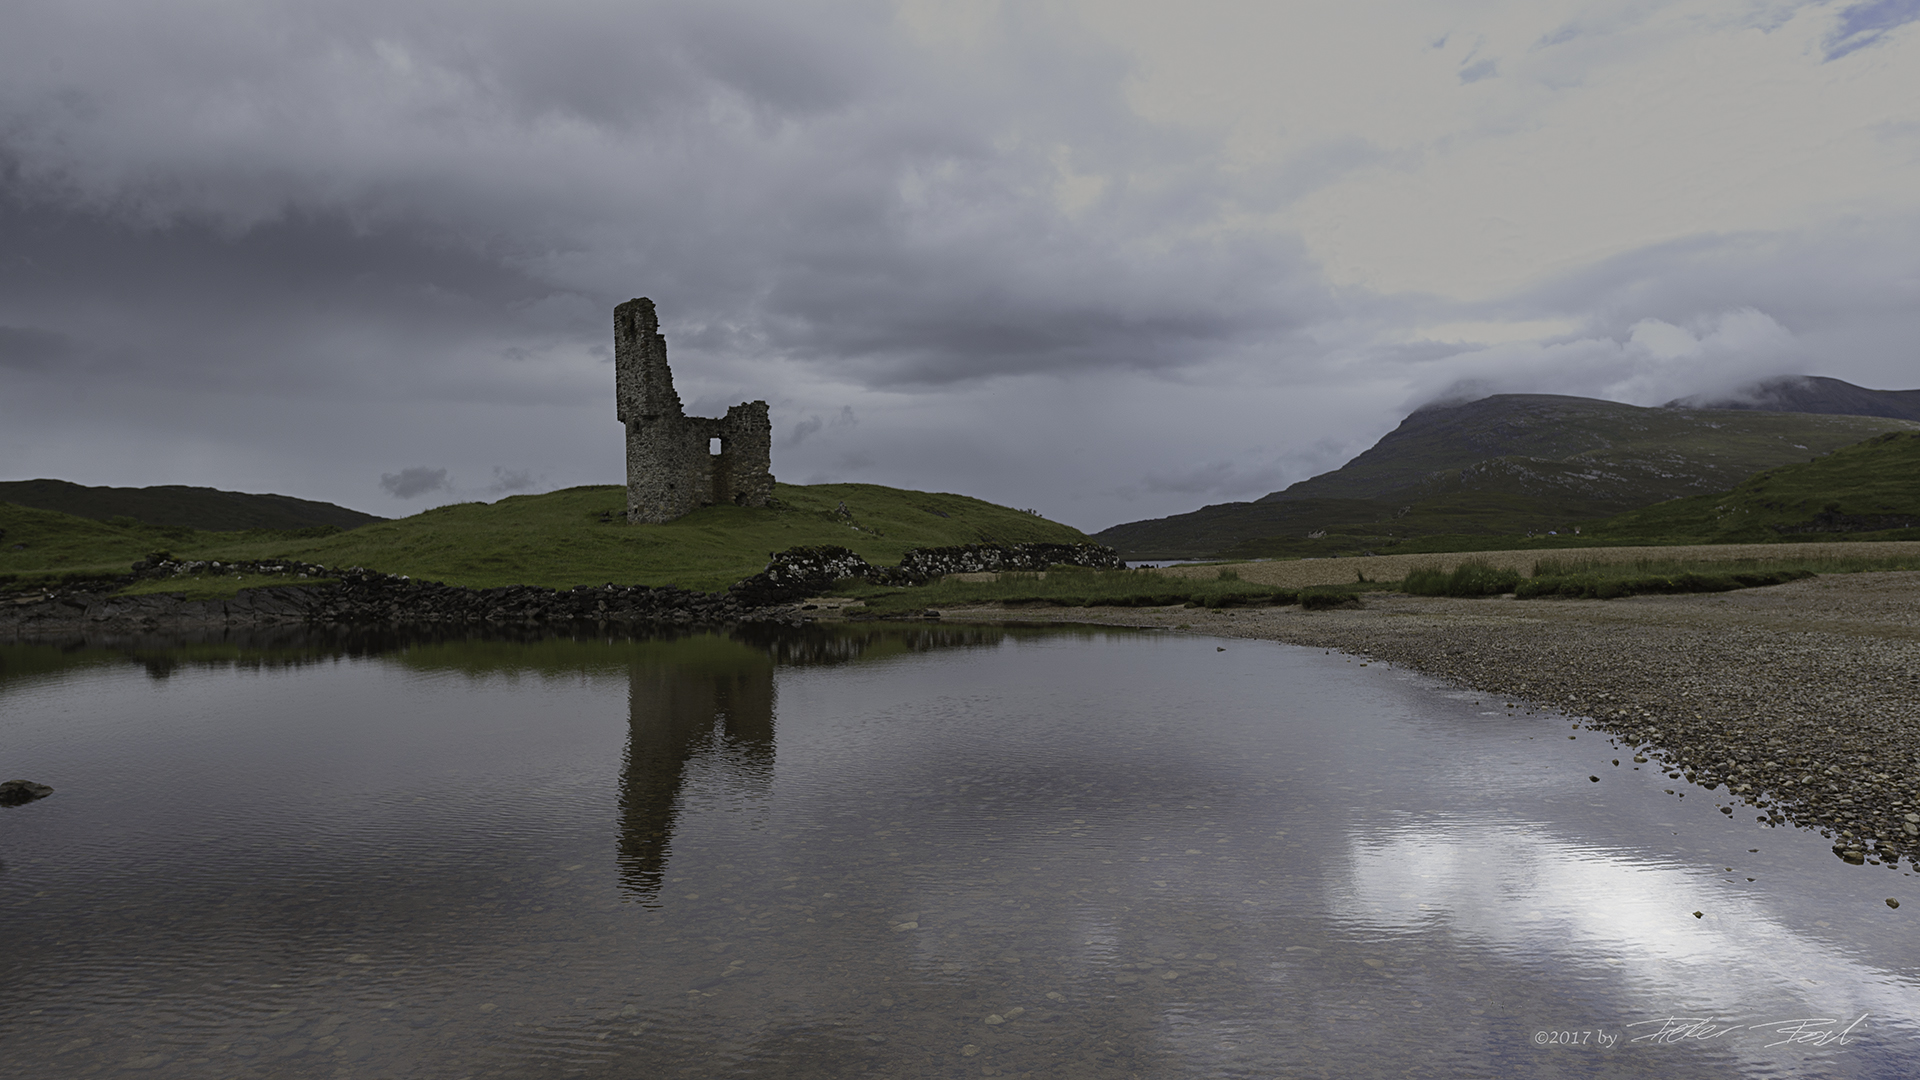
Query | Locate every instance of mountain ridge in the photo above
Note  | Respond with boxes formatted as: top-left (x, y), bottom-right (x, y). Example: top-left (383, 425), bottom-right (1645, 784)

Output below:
top-left (1095, 378), bottom-right (1920, 559)
top-left (1664, 375), bottom-right (1920, 422)
top-left (0, 479), bottom-right (385, 533)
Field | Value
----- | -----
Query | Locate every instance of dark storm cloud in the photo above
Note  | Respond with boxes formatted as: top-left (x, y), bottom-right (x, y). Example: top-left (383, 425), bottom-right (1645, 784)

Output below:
top-left (0, 190), bottom-right (568, 393)
top-left (0, 0), bottom-right (1314, 406)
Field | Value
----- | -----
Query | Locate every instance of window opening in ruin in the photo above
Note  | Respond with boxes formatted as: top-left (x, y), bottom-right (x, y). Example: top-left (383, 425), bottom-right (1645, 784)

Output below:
top-left (710, 437), bottom-right (723, 455)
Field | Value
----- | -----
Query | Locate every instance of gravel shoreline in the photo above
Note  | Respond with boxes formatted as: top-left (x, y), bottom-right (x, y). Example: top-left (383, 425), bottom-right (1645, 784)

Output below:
top-left (934, 571), bottom-right (1920, 872)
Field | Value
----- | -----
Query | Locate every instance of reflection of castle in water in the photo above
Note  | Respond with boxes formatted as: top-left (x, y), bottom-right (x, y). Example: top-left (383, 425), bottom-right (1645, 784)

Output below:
top-left (617, 643), bottom-right (775, 903)
top-left (615, 624), bottom-right (1021, 902)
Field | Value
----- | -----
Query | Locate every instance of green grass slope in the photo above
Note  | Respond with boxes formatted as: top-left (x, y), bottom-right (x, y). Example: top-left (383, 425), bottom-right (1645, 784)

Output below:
top-left (1, 501), bottom-right (209, 582)
top-left (1096, 395), bottom-right (1919, 558)
top-left (0, 478), bottom-right (385, 531)
top-left (1585, 431), bottom-right (1920, 543)
top-left (2, 482), bottom-right (1088, 592)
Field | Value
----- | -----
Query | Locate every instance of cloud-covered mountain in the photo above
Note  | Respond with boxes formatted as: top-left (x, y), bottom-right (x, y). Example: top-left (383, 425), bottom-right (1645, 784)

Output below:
top-left (1664, 376), bottom-right (1920, 423)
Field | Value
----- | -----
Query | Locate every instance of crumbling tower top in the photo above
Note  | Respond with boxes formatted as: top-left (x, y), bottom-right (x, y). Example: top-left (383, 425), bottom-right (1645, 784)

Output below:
top-left (614, 297), bottom-right (682, 427)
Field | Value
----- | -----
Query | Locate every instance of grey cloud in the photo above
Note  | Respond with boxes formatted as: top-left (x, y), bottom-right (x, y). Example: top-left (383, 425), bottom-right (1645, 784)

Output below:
top-left (1535, 24), bottom-right (1582, 49)
top-left (1412, 379), bottom-right (1499, 412)
top-left (0, 325), bottom-right (73, 371)
top-left (784, 416), bottom-right (824, 447)
top-left (0, 0), bottom-right (1323, 404)
top-left (0, 193), bottom-right (572, 397)
top-left (488, 468), bottom-right (539, 495)
top-left (783, 405), bottom-right (852, 448)
top-left (1142, 462), bottom-right (1236, 495)
top-left (380, 467), bottom-right (450, 499)
top-left (1140, 460), bottom-right (1289, 500)
top-left (1458, 58), bottom-right (1499, 83)
top-left (1385, 216), bottom-right (1920, 406)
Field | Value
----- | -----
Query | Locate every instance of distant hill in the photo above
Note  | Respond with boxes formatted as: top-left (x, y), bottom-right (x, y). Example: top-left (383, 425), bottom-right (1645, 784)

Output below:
top-left (1587, 431), bottom-right (1920, 542)
top-left (1665, 375), bottom-right (1920, 422)
top-left (0, 479), bottom-right (384, 532)
top-left (1095, 392), bottom-right (1920, 559)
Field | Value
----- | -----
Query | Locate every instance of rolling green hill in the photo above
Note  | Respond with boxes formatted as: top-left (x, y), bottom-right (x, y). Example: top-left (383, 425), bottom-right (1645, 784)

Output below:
top-left (0, 479), bottom-right (385, 532)
top-left (1, 482), bottom-right (1088, 592)
top-left (1096, 394), bottom-right (1920, 558)
top-left (1582, 431), bottom-right (1920, 543)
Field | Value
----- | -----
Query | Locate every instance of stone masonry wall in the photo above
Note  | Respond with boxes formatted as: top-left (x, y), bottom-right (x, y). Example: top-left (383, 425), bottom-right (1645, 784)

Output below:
top-left (615, 297), bottom-right (773, 523)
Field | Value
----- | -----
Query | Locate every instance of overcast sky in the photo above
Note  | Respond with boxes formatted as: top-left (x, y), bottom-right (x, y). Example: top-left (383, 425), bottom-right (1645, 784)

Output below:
top-left (3, 0), bottom-right (1917, 531)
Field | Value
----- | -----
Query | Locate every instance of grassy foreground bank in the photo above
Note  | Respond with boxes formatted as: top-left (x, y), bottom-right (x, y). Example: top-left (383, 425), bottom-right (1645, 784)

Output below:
top-left (1, 483), bottom-right (1087, 593)
top-left (838, 546), bottom-right (1920, 613)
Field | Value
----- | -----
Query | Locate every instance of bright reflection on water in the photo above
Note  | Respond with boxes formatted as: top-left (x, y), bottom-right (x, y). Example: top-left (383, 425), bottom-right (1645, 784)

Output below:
top-left (3, 625), bottom-right (1918, 1078)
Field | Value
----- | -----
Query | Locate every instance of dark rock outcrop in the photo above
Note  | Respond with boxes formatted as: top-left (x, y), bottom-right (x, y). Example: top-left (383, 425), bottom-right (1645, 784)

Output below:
top-left (3, 561), bottom-right (781, 634)
top-left (0, 780), bottom-right (54, 806)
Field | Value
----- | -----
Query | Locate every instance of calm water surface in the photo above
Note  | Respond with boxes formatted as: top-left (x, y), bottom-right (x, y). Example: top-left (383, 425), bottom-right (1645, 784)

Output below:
top-left (3, 624), bottom-right (1918, 1078)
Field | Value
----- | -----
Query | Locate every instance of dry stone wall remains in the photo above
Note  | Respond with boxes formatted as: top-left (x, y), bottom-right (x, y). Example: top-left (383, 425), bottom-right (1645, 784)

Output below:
top-left (615, 298), bottom-right (773, 523)
top-left (728, 542), bottom-right (1123, 606)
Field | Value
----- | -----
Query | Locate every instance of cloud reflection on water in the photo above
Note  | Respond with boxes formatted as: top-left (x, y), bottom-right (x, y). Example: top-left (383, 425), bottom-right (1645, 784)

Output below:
top-left (1339, 820), bottom-right (1920, 1067)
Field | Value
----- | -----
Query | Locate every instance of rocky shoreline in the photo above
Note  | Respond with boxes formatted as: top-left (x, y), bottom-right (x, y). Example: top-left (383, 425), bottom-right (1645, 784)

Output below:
top-left (936, 571), bottom-right (1920, 872)
top-left (0, 540), bottom-right (1122, 635)
top-left (1, 559), bottom-right (791, 634)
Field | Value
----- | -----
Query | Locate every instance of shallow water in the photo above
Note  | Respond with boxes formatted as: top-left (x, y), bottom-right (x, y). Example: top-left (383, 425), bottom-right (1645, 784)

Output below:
top-left (2, 624), bottom-right (1918, 1078)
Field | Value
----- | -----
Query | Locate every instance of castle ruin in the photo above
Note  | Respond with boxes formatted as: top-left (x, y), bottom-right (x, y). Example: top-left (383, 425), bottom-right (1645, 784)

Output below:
top-left (615, 298), bottom-right (773, 524)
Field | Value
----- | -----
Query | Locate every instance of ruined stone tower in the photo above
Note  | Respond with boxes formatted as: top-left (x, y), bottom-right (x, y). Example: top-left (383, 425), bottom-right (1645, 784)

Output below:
top-left (615, 298), bottom-right (773, 524)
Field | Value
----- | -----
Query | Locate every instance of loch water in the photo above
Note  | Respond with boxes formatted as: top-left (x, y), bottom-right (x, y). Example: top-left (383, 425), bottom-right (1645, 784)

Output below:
top-left (3, 624), bottom-right (1918, 1078)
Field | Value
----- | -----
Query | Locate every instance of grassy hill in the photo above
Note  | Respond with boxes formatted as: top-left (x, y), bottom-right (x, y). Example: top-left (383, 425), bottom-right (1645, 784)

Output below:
top-left (1097, 394), bottom-right (1920, 558)
top-left (1, 482), bottom-right (1088, 592)
top-left (1583, 431), bottom-right (1920, 543)
top-left (0, 479), bottom-right (385, 531)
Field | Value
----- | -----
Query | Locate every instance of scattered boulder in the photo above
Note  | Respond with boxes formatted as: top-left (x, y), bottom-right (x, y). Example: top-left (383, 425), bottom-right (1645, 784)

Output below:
top-left (0, 780), bottom-right (54, 806)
